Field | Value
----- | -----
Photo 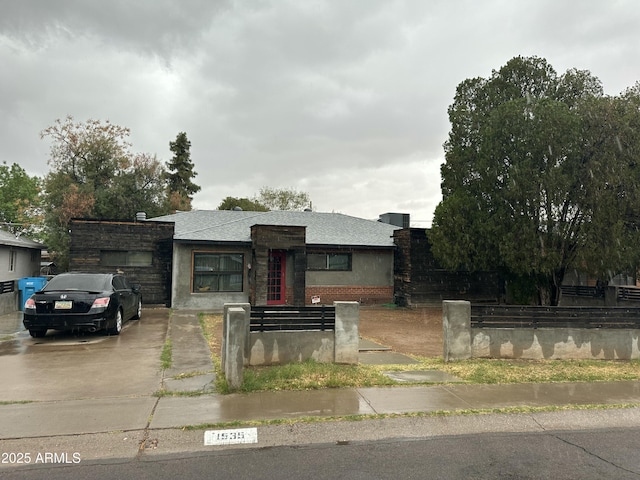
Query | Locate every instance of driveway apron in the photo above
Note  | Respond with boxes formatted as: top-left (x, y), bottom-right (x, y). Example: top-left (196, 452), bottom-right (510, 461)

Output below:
top-left (0, 309), bottom-right (169, 402)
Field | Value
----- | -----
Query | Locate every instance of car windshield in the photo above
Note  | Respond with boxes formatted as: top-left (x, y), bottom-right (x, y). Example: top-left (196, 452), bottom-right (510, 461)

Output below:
top-left (43, 274), bottom-right (111, 292)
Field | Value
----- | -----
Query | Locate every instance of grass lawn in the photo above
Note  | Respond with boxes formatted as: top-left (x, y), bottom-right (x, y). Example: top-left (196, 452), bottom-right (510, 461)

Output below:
top-left (199, 313), bottom-right (640, 394)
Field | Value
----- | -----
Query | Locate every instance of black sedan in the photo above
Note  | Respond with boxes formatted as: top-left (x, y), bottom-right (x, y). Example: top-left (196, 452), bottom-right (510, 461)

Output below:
top-left (23, 273), bottom-right (142, 337)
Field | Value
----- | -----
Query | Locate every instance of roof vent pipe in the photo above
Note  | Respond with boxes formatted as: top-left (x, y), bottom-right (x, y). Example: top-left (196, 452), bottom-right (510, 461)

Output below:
top-left (136, 212), bottom-right (147, 221)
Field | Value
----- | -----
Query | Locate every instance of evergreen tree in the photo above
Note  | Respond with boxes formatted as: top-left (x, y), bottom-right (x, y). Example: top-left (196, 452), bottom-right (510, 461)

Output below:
top-left (165, 132), bottom-right (200, 211)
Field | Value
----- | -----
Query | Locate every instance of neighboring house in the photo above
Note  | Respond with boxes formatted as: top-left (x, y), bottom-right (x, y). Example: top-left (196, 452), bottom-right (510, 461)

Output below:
top-left (0, 229), bottom-right (45, 314)
top-left (148, 210), bottom-right (401, 310)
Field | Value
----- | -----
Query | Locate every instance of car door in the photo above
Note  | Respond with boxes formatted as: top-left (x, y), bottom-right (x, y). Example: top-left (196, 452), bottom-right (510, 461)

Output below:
top-left (113, 275), bottom-right (134, 319)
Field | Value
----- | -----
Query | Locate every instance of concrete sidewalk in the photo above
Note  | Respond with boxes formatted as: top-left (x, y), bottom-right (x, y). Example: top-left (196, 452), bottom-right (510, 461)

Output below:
top-left (1, 380), bottom-right (639, 440)
top-left (151, 379), bottom-right (640, 428)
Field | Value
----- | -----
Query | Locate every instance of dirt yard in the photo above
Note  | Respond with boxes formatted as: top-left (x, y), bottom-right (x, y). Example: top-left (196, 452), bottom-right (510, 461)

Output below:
top-left (211, 305), bottom-right (444, 358)
top-left (359, 306), bottom-right (443, 357)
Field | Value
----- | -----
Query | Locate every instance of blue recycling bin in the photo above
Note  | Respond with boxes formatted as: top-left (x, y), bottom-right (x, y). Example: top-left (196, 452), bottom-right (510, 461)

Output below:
top-left (18, 277), bottom-right (48, 311)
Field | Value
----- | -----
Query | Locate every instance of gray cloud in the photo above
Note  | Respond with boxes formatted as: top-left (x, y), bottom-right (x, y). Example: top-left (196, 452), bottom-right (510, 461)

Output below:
top-left (1, 0), bottom-right (639, 226)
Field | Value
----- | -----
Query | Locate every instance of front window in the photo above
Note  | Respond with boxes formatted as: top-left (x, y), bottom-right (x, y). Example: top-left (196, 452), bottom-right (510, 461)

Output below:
top-left (307, 253), bottom-right (351, 271)
top-left (193, 253), bottom-right (244, 293)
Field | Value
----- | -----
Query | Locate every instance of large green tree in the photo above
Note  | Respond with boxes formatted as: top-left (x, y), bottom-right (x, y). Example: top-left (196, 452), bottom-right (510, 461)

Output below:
top-left (41, 116), bottom-right (132, 219)
top-left (164, 132), bottom-right (200, 212)
top-left (0, 162), bottom-right (42, 238)
top-left (256, 186), bottom-right (311, 211)
top-left (217, 196), bottom-right (268, 211)
top-left (111, 153), bottom-right (169, 219)
top-left (41, 116), bottom-right (170, 269)
top-left (429, 56), bottom-right (640, 305)
top-left (217, 187), bottom-right (312, 211)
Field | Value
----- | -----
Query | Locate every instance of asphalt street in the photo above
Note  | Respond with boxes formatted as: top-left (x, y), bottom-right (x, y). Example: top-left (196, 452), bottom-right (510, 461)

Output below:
top-left (3, 423), bottom-right (640, 479)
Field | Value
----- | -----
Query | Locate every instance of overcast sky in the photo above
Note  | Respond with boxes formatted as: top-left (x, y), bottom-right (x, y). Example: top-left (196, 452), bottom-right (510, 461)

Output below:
top-left (1, 1), bottom-right (639, 226)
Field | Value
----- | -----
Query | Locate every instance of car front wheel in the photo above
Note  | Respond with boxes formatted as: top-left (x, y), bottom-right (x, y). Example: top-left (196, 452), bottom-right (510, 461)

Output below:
top-left (109, 309), bottom-right (123, 335)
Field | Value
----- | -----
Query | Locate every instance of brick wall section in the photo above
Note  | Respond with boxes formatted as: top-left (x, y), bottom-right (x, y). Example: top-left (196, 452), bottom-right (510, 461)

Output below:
top-left (304, 286), bottom-right (393, 305)
top-left (69, 219), bottom-right (174, 305)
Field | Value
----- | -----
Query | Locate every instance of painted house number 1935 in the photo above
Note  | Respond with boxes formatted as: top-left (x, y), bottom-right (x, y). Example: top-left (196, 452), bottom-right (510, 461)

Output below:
top-left (204, 428), bottom-right (258, 446)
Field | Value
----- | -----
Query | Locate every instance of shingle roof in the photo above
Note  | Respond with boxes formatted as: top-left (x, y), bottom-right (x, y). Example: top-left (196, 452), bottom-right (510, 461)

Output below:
top-left (149, 210), bottom-right (400, 247)
top-left (0, 229), bottom-right (44, 249)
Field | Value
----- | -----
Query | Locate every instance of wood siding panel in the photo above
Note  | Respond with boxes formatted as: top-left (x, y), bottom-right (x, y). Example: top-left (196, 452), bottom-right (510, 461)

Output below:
top-left (394, 228), bottom-right (502, 306)
top-left (69, 219), bottom-right (174, 305)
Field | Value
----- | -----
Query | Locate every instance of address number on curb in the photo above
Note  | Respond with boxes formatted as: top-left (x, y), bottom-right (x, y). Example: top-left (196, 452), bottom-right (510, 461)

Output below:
top-left (204, 427), bottom-right (258, 446)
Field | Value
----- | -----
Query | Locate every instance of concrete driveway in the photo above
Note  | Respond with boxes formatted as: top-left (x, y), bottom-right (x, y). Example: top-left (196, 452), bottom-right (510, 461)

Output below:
top-left (0, 309), bottom-right (169, 402)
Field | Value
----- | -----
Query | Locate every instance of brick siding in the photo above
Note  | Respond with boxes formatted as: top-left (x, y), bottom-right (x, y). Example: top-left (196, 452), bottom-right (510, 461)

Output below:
top-left (303, 286), bottom-right (393, 305)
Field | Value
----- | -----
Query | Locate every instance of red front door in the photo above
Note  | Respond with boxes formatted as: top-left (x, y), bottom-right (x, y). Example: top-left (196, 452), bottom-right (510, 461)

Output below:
top-left (267, 251), bottom-right (286, 305)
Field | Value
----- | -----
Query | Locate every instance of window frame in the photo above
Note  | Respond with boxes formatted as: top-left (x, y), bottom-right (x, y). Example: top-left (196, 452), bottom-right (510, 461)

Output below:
top-left (100, 250), bottom-right (153, 267)
top-left (8, 249), bottom-right (16, 272)
top-left (192, 251), bottom-right (244, 293)
top-left (306, 252), bottom-right (352, 271)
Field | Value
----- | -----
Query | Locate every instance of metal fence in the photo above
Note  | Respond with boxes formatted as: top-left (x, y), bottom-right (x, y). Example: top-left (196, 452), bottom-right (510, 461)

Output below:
top-left (471, 305), bottom-right (640, 329)
top-left (250, 305), bottom-right (336, 332)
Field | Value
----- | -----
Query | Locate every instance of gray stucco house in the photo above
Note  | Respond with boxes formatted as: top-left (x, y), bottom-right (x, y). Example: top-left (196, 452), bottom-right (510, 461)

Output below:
top-left (0, 229), bottom-right (44, 314)
top-left (149, 210), bottom-right (401, 310)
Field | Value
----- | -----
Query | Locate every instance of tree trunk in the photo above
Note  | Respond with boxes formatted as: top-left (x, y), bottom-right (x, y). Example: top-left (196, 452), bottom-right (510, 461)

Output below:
top-left (537, 270), bottom-right (564, 306)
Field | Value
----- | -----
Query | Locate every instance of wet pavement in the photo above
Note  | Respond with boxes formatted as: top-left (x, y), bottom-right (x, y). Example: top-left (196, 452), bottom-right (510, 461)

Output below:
top-left (161, 310), bottom-right (216, 393)
top-left (2, 376), bottom-right (640, 440)
top-left (149, 380), bottom-right (640, 428)
top-left (0, 310), bottom-right (167, 402)
top-left (0, 310), bottom-right (23, 335)
top-left (1, 309), bottom-right (640, 454)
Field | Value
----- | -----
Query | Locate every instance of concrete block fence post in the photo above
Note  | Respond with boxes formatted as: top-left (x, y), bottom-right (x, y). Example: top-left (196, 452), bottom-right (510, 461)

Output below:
top-left (224, 306), bottom-right (250, 389)
top-left (334, 301), bottom-right (360, 364)
top-left (443, 300), bottom-right (472, 362)
top-left (222, 303), bottom-right (251, 370)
